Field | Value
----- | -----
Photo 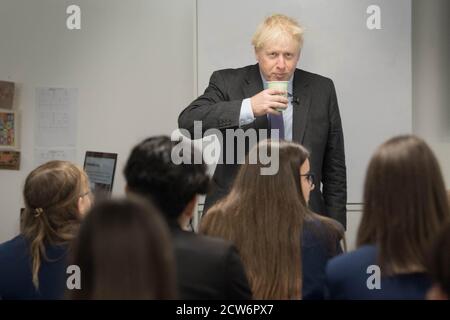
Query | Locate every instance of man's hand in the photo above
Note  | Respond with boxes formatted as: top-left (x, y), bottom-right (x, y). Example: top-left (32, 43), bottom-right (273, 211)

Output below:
top-left (250, 89), bottom-right (288, 116)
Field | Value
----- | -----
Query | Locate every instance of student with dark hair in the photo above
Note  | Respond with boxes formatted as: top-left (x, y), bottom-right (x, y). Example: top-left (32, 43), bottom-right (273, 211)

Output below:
top-left (0, 161), bottom-right (92, 299)
top-left (200, 140), bottom-right (344, 300)
top-left (69, 198), bottom-right (176, 299)
top-left (426, 222), bottom-right (450, 300)
top-left (325, 135), bottom-right (450, 299)
top-left (123, 136), bottom-right (252, 300)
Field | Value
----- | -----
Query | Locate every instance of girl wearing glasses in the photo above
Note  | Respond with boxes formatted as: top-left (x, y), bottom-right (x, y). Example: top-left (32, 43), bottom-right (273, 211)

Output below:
top-left (0, 161), bottom-right (92, 299)
top-left (200, 139), bottom-right (344, 299)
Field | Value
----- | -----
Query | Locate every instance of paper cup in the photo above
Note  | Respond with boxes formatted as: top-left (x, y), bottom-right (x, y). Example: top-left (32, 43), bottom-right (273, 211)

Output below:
top-left (267, 81), bottom-right (288, 112)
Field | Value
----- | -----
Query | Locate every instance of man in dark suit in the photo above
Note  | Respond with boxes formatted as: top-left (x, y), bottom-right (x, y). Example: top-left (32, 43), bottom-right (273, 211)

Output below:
top-left (123, 136), bottom-right (252, 300)
top-left (178, 14), bottom-right (347, 226)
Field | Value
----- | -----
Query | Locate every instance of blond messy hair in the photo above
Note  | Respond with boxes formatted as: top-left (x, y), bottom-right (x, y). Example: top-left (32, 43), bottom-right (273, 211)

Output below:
top-left (252, 14), bottom-right (304, 52)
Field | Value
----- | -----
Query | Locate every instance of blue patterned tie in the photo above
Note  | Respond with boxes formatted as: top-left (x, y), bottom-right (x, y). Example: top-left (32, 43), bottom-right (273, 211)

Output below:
top-left (269, 111), bottom-right (285, 140)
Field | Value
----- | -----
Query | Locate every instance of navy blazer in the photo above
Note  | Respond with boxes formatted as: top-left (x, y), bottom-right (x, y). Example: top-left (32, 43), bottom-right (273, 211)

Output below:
top-left (0, 235), bottom-right (68, 300)
top-left (302, 218), bottom-right (343, 300)
top-left (325, 245), bottom-right (431, 299)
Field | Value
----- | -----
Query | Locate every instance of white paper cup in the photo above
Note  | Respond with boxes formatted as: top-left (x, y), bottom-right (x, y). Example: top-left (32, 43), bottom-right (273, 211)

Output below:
top-left (267, 81), bottom-right (288, 112)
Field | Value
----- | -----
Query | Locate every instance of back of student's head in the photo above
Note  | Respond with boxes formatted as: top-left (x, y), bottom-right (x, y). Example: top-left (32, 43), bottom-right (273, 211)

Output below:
top-left (202, 139), bottom-right (334, 299)
top-left (21, 160), bottom-right (90, 289)
top-left (232, 139), bottom-right (309, 207)
top-left (357, 135), bottom-right (450, 274)
top-left (69, 198), bottom-right (177, 299)
top-left (123, 136), bottom-right (209, 223)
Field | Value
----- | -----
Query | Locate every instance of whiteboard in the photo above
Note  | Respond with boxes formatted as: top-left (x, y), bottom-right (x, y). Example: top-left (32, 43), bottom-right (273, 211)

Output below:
top-left (197, 0), bottom-right (412, 203)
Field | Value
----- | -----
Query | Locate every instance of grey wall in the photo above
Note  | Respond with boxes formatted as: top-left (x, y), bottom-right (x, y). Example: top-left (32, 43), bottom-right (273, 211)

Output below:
top-left (0, 0), bottom-right (195, 242)
top-left (413, 0), bottom-right (450, 141)
top-left (412, 0), bottom-right (450, 188)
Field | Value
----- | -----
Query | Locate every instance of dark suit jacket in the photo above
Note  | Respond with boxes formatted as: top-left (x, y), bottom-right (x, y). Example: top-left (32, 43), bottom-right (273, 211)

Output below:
top-left (171, 225), bottom-right (252, 300)
top-left (178, 64), bottom-right (347, 226)
top-left (325, 245), bottom-right (432, 299)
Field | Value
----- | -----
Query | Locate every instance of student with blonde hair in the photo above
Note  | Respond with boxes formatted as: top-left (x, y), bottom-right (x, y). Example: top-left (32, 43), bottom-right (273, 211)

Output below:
top-left (201, 140), bottom-right (344, 299)
top-left (0, 161), bottom-right (92, 299)
top-left (325, 135), bottom-right (450, 299)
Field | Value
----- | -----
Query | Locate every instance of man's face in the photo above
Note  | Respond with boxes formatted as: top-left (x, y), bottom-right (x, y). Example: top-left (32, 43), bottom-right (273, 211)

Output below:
top-left (255, 37), bottom-right (300, 81)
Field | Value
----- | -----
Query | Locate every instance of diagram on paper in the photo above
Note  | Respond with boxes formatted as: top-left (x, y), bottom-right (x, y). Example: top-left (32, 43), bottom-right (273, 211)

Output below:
top-left (35, 88), bottom-right (77, 148)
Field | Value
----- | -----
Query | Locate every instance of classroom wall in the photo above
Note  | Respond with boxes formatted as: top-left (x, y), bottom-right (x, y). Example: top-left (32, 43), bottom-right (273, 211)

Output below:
top-left (0, 0), bottom-right (196, 242)
top-left (345, 0), bottom-right (450, 250)
top-left (347, 0), bottom-right (450, 250)
top-left (412, 0), bottom-right (450, 185)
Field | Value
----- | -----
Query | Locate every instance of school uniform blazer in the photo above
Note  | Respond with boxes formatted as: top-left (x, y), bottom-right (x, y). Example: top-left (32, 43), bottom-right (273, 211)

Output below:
top-left (325, 245), bottom-right (431, 299)
top-left (171, 226), bottom-right (252, 300)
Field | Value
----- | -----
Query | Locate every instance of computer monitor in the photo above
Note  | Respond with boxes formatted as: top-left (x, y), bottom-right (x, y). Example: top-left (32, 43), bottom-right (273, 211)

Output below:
top-left (83, 151), bottom-right (117, 199)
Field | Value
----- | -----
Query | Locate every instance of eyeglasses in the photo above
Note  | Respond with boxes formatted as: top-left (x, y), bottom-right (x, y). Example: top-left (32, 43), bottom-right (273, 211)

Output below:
top-left (300, 172), bottom-right (315, 188)
top-left (79, 190), bottom-right (92, 199)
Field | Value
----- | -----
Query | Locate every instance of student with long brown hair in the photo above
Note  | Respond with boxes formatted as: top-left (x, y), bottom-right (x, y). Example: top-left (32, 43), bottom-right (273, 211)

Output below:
top-left (325, 135), bottom-right (450, 299)
top-left (200, 139), bottom-right (344, 300)
top-left (0, 161), bottom-right (92, 299)
top-left (69, 198), bottom-right (177, 299)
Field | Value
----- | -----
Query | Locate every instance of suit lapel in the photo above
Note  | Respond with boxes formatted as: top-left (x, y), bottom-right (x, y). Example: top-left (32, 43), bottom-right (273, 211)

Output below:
top-left (292, 69), bottom-right (311, 143)
top-left (243, 64), bottom-right (268, 129)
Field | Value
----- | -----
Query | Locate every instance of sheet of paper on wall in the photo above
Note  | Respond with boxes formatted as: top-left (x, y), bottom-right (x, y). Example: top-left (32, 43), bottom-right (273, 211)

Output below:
top-left (0, 81), bottom-right (15, 109)
top-left (34, 148), bottom-right (76, 167)
top-left (35, 88), bottom-right (77, 148)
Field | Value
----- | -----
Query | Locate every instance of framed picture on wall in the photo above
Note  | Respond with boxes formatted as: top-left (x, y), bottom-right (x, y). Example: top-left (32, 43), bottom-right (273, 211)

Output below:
top-left (0, 109), bottom-right (19, 148)
top-left (0, 81), bottom-right (14, 110)
top-left (0, 150), bottom-right (20, 170)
